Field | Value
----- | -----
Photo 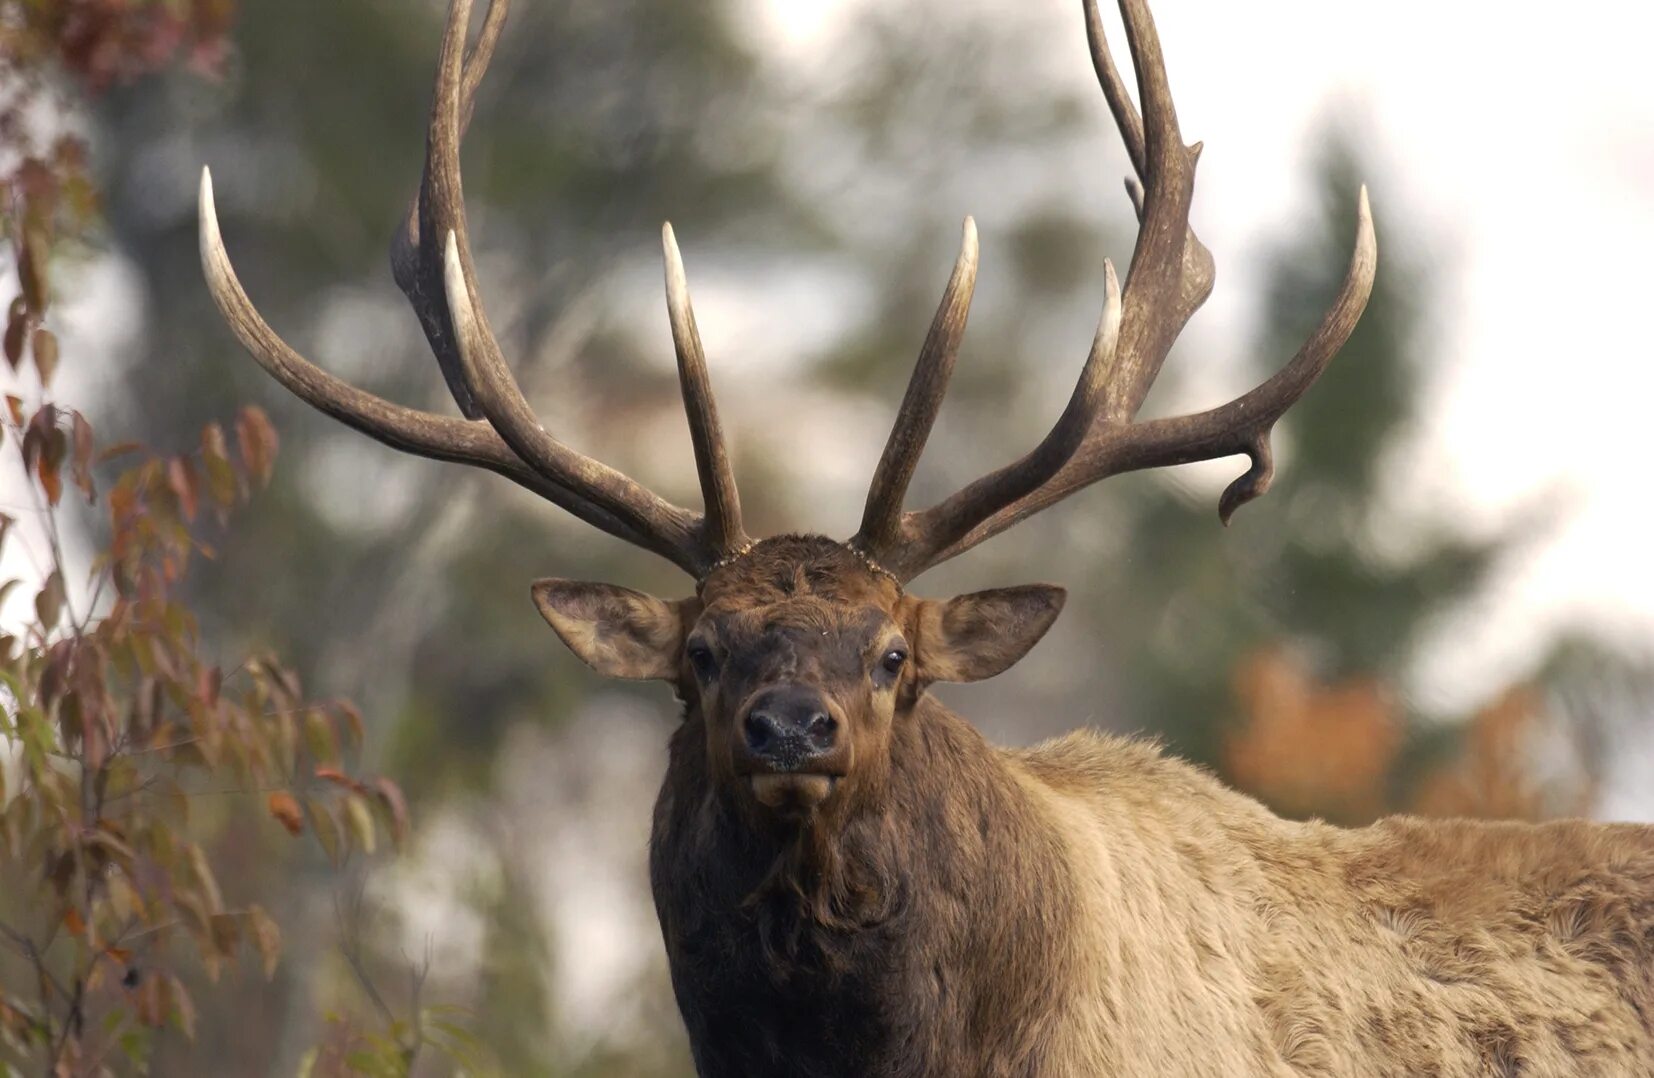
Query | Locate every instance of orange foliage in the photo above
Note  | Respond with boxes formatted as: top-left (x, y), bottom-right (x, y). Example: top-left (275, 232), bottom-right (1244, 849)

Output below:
top-left (1226, 646), bottom-right (1402, 822)
top-left (1224, 648), bottom-right (1592, 825)
top-left (1410, 687), bottom-right (1592, 821)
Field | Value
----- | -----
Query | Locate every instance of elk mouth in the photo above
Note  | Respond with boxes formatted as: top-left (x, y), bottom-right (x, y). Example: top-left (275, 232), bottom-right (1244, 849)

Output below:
top-left (747, 773), bottom-right (839, 814)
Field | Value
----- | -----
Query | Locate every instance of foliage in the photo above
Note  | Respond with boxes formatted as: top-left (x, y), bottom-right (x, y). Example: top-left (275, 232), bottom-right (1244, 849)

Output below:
top-left (0, 5), bottom-right (455, 1074)
top-left (0, 182), bottom-right (404, 1078)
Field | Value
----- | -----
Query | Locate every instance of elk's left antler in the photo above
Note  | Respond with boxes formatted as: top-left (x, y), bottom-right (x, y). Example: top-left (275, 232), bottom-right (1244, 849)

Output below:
top-left (851, 0), bottom-right (1377, 582)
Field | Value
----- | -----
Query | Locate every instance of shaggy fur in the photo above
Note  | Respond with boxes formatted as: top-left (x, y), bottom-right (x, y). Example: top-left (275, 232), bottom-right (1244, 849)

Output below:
top-left (654, 712), bottom-right (1654, 1076)
top-left (545, 536), bottom-right (1654, 1076)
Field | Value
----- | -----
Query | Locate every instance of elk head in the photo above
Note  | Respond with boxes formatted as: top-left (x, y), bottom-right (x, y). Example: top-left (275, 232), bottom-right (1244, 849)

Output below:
top-left (198, 0), bottom-right (1376, 832)
top-left (533, 536), bottom-right (1065, 822)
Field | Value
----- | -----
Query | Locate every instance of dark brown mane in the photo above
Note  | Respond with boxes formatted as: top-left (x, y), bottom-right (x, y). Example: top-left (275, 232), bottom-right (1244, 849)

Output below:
top-left (651, 693), bottom-right (1084, 1077)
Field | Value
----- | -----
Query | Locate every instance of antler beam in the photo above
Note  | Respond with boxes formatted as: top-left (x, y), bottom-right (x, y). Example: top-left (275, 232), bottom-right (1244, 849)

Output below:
top-left (200, 0), bottom-right (748, 577)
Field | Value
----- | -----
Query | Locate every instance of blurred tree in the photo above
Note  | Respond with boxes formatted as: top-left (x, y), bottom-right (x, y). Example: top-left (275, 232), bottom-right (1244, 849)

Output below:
top-left (1, 5), bottom-right (416, 1072)
top-left (1103, 136), bottom-right (1642, 827)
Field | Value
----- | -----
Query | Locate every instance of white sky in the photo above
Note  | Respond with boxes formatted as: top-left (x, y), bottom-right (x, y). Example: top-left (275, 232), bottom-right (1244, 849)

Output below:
top-left (748, 0), bottom-right (1654, 708)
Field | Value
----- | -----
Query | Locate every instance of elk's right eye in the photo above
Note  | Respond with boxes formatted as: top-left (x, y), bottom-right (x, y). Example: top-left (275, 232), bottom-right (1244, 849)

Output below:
top-left (686, 643), bottom-right (718, 681)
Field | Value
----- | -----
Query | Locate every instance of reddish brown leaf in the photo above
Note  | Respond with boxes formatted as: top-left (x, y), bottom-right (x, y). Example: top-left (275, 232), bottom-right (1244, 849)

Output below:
top-left (168, 974), bottom-right (197, 1040)
top-left (31, 326), bottom-right (58, 386)
top-left (63, 906), bottom-right (86, 937)
top-left (70, 411), bottom-right (95, 499)
top-left (18, 225), bottom-right (48, 315)
top-left (200, 421), bottom-right (236, 507)
top-left (235, 404), bottom-right (278, 488)
top-left (6, 394), bottom-right (24, 425)
top-left (96, 440), bottom-right (144, 464)
top-left (35, 570), bottom-right (65, 629)
top-left (208, 912), bottom-right (240, 957)
top-left (314, 766), bottom-right (362, 794)
top-left (2, 299), bottom-right (24, 370)
top-left (266, 791), bottom-right (304, 837)
top-left (134, 972), bottom-right (166, 1028)
top-left (337, 700), bottom-right (364, 745)
top-left (196, 664), bottom-right (221, 708)
top-left (373, 777), bottom-right (409, 847)
top-left (166, 456), bottom-right (199, 522)
top-left (246, 904), bottom-right (281, 980)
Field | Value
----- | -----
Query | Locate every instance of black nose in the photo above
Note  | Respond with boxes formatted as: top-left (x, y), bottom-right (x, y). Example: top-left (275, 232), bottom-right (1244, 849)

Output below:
top-left (742, 685), bottom-right (838, 771)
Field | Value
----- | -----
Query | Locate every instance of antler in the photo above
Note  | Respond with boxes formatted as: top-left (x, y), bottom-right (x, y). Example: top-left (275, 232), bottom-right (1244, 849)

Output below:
top-left (852, 0), bottom-right (1377, 583)
top-left (199, 0), bottom-right (748, 577)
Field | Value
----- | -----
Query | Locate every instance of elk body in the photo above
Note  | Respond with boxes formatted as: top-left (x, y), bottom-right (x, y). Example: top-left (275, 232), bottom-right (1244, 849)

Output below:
top-left (197, 0), bottom-right (1654, 1074)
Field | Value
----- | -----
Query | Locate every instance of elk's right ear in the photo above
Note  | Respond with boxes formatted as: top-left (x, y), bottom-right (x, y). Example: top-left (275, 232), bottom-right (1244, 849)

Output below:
top-left (531, 580), bottom-right (692, 681)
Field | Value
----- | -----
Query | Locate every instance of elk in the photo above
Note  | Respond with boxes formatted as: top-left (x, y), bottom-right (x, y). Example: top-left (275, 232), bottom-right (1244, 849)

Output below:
top-left (198, 0), bottom-right (1654, 1073)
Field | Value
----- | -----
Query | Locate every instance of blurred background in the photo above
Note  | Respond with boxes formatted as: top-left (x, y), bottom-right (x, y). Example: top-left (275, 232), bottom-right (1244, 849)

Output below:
top-left (5, 0), bottom-right (1653, 1072)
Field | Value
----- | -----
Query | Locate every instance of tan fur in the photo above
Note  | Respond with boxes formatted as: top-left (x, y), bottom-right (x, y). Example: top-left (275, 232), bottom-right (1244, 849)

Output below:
top-left (1008, 732), bottom-right (1654, 1076)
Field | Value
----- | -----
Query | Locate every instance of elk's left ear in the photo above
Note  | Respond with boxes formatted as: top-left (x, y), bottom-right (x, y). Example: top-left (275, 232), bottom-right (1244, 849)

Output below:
top-left (531, 579), bottom-right (693, 681)
top-left (912, 584), bottom-right (1066, 684)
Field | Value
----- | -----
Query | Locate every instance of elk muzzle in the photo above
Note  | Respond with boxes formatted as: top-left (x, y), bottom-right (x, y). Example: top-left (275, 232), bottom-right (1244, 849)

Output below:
top-left (735, 684), bottom-right (847, 812)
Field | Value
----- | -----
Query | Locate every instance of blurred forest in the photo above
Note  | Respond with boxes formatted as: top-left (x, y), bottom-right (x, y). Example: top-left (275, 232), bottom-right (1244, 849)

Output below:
top-left (4, 0), bottom-right (1652, 1073)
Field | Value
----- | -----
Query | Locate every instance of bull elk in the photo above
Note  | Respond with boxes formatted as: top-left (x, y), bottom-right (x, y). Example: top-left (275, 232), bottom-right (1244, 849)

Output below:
top-left (198, 0), bottom-right (1654, 1073)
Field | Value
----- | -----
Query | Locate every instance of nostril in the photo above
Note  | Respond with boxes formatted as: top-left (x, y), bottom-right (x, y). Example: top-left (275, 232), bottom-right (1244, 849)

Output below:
top-left (744, 711), bottom-right (777, 752)
top-left (807, 713), bottom-right (836, 740)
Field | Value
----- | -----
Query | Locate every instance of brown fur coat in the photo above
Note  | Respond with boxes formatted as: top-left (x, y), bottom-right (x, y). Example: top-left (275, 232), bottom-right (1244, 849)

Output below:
top-left (652, 699), bottom-right (1654, 1076)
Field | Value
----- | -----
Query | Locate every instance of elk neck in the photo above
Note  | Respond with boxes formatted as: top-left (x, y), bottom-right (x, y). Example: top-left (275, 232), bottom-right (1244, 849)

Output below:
top-left (649, 690), bottom-right (1091, 1076)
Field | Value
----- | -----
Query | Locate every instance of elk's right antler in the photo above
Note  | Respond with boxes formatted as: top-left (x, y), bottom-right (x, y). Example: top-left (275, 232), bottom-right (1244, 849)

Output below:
top-left (199, 0), bottom-right (748, 577)
top-left (851, 0), bottom-right (1377, 582)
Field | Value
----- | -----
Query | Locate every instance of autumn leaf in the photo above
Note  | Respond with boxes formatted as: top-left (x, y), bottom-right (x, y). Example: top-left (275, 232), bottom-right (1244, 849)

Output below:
top-left (18, 223), bottom-right (49, 314)
top-left (70, 411), bottom-right (95, 498)
top-left (167, 456), bottom-right (199, 522)
top-left (246, 904), bottom-right (281, 980)
top-left (2, 299), bottom-right (24, 370)
top-left (344, 794), bottom-right (376, 855)
top-left (32, 326), bottom-right (58, 385)
top-left (208, 912), bottom-right (240, 957)
top-left (35, 570), bottom-right (65, 629)
top-left (314, 766), bottom-right (362, 794)
top-left (266, 791), bottom-right (304, 837)
top-left (235, 404), bottom-right (278, 488)
top-left (374, 778), bottom-right (410, 848)
top-left (199, 421), bottom-right (236, 508)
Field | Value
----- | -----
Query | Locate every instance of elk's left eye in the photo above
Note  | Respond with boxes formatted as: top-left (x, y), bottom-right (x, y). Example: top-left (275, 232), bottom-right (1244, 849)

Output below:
top-left (878, 648), bottom-right (907, 678)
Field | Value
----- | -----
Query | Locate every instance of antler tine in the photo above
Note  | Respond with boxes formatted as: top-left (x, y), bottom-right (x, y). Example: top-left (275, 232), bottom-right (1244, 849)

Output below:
top-left (852, 217), bottom-right (980, 560)
top-left (198, 170), bottom-right (665, 558)
top-left (881, 262), bottom-right (1122, 581)
top-left (1086, 0), bottom-right (1214, 424)
top-left (411, 0), bottom-right (709, 567)
top-left (661, 224), bottom-right (749, 556)
top-left (935, 187), bottom-right (1378, 562)
top-left (390, 0), bottom-right (511, 419)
